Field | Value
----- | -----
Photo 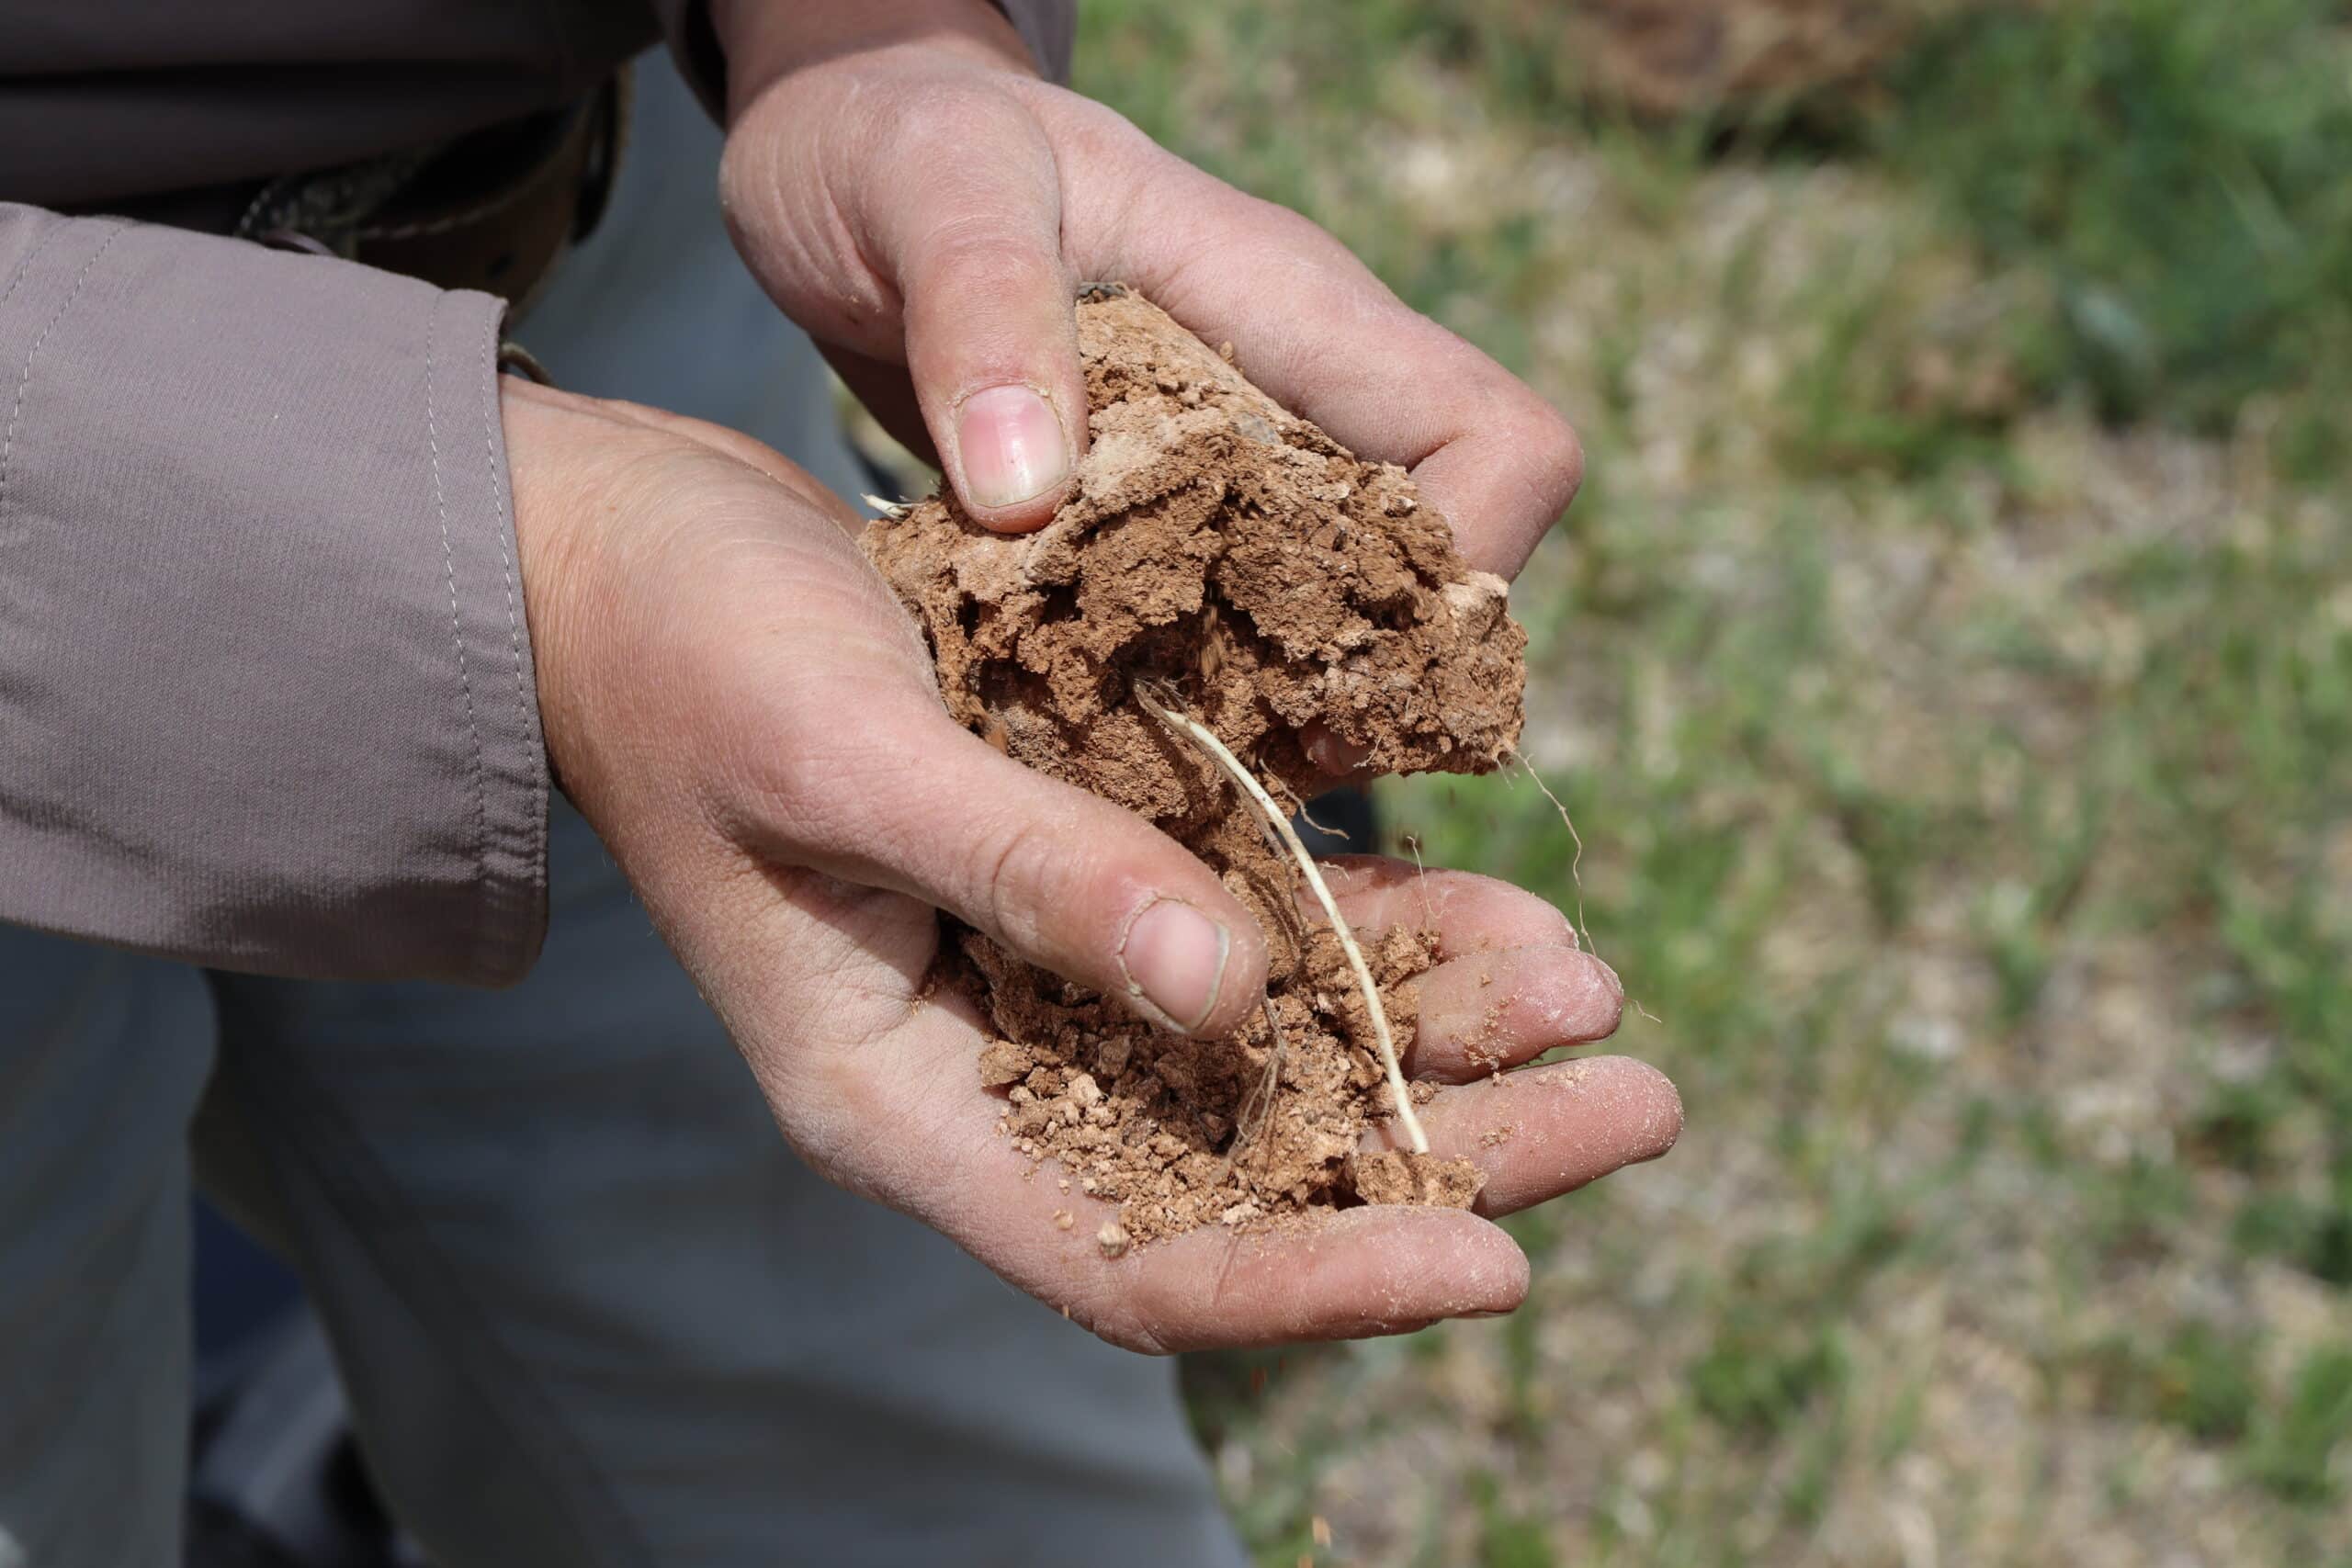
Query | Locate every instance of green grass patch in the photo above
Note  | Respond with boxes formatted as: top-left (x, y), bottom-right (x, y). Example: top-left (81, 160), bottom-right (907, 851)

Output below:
top-left (2246, 1347), bottom-right (2352, 1505)
top-left (1883, 0), bottom-right (2352, 464)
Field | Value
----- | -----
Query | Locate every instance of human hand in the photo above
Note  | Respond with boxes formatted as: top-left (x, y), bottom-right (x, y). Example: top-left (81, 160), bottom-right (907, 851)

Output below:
top-left (504, 381), bottom-right (1673, 1349)
top-left (712, 0), bottom-right (1582, 577)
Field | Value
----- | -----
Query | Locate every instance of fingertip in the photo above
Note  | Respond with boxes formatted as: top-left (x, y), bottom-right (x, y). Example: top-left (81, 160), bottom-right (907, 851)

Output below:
top-left (1415, 1055), bottom-right (1684, 1216)
top-left (1114, 892), bottom-right (1268, 1041)
top-left (1618, 1056), bottom-right (1684, 1164)
top-left (1537, 1054), bottom-right (1683, 1166)
top-left (1507, 946), bottom-right (1627, 1045)
top-left (1115, 897), bottom-right (1231, 1033)
top-left (1115, 1206), bottom-right (1529, 1348)
top-left (948, 382), bottom-right (1077, 531)
top-left (1444, 1212), bottom-right (1532, 1314)
top-left (1563, 950), bottom-right (1628, 1042)
top-left (1301, 721), bottom-right (1373, 778)
top-left (1403, 944), bottom-right (1626, 1080)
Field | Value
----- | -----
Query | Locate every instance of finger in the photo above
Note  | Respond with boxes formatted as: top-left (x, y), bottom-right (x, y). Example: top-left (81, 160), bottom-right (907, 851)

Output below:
top-left (944, 1079), bottom-right (1532, 1353)
top-left (1141, 191), bottom-right (1577, 578)
top-left (731, 977), bottom-right (1532, 1353)
top-left (1301, 722), bottom-right (1374, 783)
top-left (1384, 1056), bottom-right (1682, 1219)
top-left (1041, 98), bottom-right (1579, 577)
top-left (1316, 855), bottom-right (1579, 956)
top-left (853, 84), bottom-right (1087, 532)
top-left (1397, 943), bottom-right (1624, 1083)
top-left (1089, 1206), bottom-right (1529, 1352)
top-left (749, 693), bottom-right (1271, 1040)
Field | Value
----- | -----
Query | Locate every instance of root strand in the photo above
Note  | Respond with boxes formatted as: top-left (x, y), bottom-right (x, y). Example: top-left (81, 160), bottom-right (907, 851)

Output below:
top-left (1136, 687), bottom-right (1430, 1155)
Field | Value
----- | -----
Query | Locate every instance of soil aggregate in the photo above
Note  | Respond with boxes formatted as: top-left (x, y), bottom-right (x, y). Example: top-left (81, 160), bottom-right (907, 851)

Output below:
top-left (865, 287), bottom-right (1529, 1244)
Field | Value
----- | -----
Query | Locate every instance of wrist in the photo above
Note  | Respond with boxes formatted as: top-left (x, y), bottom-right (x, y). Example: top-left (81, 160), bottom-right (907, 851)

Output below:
top-left (711, 0), bottom-right (1037, 121)
top-left (501, 378), bottom-right (607, 798)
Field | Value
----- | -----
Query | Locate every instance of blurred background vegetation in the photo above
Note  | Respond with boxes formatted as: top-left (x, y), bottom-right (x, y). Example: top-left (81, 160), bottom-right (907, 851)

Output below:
top-left (1069, 0), bottom-right (2352, 1562)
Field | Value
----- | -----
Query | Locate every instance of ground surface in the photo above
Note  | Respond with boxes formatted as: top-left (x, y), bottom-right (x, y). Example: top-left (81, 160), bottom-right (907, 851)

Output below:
top-left (1066, 1), bottom-right (2352, 1563)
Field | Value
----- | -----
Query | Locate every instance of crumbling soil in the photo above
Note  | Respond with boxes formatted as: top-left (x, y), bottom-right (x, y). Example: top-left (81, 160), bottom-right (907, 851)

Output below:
top-left (864, 287), bottom-right (1527, 1245)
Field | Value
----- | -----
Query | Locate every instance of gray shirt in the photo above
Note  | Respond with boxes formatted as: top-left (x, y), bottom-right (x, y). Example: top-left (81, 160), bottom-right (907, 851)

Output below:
top-left (0, 2), bottom-right (1072, 984)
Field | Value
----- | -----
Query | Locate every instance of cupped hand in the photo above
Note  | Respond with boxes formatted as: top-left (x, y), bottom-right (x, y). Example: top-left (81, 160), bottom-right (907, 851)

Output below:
top-left (704, 848), bottom-right (1678, 1355)
top-left (712, 0), bottom-right (1583, 576)
top-left (504, 380), bottom-right (1673, 1350)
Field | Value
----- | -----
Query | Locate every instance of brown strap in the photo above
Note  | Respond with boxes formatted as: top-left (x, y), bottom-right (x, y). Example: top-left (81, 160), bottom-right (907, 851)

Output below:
top-left (496, 342), bottom-right (556, 385)
top-left (356, 73), bottom-right (628, 317)
top-left (233, 72), bottom-right (629, 323)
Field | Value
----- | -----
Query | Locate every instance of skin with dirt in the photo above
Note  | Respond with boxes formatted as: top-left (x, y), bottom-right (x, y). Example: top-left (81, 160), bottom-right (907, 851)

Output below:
top-left (865, 288), bottom-right (1528, 1244)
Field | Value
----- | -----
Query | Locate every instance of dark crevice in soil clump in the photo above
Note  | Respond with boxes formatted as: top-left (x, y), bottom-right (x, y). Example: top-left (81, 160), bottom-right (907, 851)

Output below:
top-left (865, 286), bottom-right (1528, 1246)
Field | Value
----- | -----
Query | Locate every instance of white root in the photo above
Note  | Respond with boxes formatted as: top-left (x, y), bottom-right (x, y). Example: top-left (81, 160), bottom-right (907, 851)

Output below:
top-left (1135, 687), bottom-right (1430, 1154)
top-left (1506, 743), bottom-right (1596, 961)
top-left (1504, 743), bottom-right (1661, 1024)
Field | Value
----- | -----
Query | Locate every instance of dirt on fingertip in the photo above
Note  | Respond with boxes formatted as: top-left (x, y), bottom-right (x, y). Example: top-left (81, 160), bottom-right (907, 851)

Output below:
top-left (863, 286), bottom-right (1528, 1245)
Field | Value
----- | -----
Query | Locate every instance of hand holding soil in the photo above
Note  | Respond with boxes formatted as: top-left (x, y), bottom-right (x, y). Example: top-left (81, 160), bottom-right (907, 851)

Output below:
top-left (715, 0), bottom-right (1584, 575)
top-left (850, 290), bottom-right (1680, 1344)
top-left (508, 293), bottom-right (1678, 1350)
top-left (503, 2), bottom-right (1683, 1350)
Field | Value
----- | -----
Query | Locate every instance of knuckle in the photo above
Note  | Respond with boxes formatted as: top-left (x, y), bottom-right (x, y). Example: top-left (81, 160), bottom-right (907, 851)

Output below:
top-left (728, 739), bottom-right (835, 842)
top-left (964, 809), bottom-right (1062, 950)
top-left (912, 220), bottom-right (1065, 301)
top-left (728, 702), bottom-right (907, 850)
top-left (881, 82), bottom-right (1042, 195)
top-left (1039, 85), bottom-right (1157, 163)
top-left (1520, 401), bottom-right (1585, 514)
top-left (910, 77), bottom-right (1021, 136)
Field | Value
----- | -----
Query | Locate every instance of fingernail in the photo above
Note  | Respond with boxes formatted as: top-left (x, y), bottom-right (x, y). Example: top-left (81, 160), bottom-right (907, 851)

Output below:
top-left (1119, 899), bottom-right (1232, 1034)
top-left (956, 384), bottom-right (1069, 510)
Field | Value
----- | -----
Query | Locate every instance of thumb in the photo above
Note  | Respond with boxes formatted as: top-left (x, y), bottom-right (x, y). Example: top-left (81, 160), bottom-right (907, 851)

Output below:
top-left (860, 88), bottom-right (1088, 533)
top-left (771, 695), bottom-right (1270, 1040)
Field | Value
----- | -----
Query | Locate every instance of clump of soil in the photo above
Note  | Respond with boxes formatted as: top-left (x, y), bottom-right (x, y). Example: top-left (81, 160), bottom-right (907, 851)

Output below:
top-left (864, 286), bottom-right (1527, 1245)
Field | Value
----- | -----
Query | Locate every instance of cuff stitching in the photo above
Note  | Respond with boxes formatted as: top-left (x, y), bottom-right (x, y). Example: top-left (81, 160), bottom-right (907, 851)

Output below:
top-left (1, 224), bottom-right (126, 531)
top-left (477, 328), bottom-right (532, 784)
top-left (476, 318), bottom-right (548, 958)
top-left (424, 290), bottom-right (495, 975)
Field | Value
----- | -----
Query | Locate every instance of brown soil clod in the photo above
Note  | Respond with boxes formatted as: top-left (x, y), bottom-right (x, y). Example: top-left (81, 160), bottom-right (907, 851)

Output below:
top-left (863, 286), bottom-right (1529, 1246)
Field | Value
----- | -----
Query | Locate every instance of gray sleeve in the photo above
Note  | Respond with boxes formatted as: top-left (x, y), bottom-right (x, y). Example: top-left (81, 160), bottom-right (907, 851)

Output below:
top-left (0, 204), bottom-right (548, 986)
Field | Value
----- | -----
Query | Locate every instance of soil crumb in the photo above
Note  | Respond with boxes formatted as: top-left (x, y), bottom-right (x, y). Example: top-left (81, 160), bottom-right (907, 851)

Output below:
top-left (865, 287), bottom-right (1528, 1244)
top-left (1350, 1149), bottom-right (1487, 1209)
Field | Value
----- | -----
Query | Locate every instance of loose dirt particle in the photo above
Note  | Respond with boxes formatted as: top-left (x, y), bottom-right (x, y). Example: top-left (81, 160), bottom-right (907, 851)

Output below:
top-left (865, 288), bottom-right (1526, 1245)
top-left (1350, 1149), bottom-right (1486, 1208)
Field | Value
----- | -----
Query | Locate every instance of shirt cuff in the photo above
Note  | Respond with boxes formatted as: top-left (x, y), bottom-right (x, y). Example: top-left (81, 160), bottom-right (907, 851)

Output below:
top-left (0, 206), bottom-right (548, 985)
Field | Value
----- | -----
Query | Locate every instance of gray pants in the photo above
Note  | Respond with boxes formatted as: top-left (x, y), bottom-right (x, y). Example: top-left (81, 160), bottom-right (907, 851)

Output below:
top-left (0, 52), bottom-right (1240, 1568)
